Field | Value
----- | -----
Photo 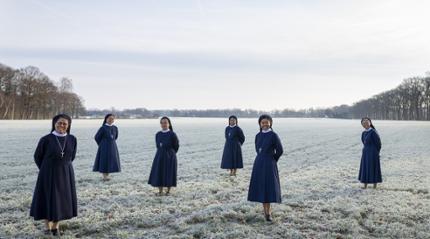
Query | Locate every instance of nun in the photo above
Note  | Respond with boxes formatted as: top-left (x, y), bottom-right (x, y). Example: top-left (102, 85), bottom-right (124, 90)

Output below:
top-left (148, 117), bottom-right (180, 196)
top-left (359, 117), bottom-right (382, 189)
top-left (221, 115), bottom-right (245, 176)
top-left (30, 114), bottom-right (78, 236)
top-left (248, 114), bottom-right (284, 222)
top-left (93, 114), bottom-right (121, 181)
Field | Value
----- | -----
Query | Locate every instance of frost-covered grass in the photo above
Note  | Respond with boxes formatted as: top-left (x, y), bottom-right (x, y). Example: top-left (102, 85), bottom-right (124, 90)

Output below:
top-left (0, 118), bottom-right (429, 238)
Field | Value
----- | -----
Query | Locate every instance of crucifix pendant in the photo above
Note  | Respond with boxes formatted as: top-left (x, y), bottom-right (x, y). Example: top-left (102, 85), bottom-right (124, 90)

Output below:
top-left (61, 152), bottom-right (64, 158)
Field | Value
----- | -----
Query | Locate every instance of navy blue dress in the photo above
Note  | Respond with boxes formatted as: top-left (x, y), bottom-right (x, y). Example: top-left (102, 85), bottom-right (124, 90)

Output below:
top-left (359, 128), bottom-right (382, 183)
top-left (248, 130), bottom-right (284, 203)
top-left (221, 126), bottom-right (245, 169)
top-left (93, 125), bottom-right (121, 173)
top-left (148, 131), bottom-right (180, 187)
top-left (30, 134), bottom-right (78, 221)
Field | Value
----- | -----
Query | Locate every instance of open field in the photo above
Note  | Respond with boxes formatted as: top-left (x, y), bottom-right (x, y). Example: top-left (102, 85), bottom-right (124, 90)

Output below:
top-left (1, 118), bottom-right (429, 238)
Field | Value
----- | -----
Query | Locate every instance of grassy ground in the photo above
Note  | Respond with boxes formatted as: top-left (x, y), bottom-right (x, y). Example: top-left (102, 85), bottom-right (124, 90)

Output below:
top-left (0, 119), bottom-right (429, 238)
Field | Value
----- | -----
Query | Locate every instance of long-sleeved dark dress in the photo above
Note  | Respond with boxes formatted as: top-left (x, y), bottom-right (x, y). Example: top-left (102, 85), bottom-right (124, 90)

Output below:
top-left (359, 128), bottom-right (382, 184)
top-left (248, 130), bottom-right (284, 203)
top-left (30, 133), bottom-right (78, 221)
top-left (221, 126), bottom-right (245, 169)
top-left (148, 130), bottom-right (180, 187)
top-left (93, 125), bottom-right (121, 173)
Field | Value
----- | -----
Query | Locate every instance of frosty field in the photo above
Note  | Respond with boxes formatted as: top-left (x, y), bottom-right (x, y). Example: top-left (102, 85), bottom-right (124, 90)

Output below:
top-left (0, 118), bottom-right (429, 238)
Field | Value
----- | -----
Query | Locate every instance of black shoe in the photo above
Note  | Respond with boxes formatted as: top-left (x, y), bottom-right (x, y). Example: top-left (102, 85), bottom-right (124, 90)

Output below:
top-left (51, 229), bottom-right (63, 236)
top-left (43, 229), bottom-right (52, 235)
top-left (265, 214), bottom-right (273, 222)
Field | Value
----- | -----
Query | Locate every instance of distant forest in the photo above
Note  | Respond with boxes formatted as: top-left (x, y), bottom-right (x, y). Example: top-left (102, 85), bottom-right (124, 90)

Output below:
top-left (0, 63), bottom-right (85, 119)
top-left (88, 74), bottom-right (430, 121)
top-left (1, 62), bottom-right (429, 120)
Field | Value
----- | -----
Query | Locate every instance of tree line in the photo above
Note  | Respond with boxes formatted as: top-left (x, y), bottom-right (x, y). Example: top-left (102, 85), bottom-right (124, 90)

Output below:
top-left (88, 73), bottom-right (430, 121)
top-left (2, 61), bottom-right (429, 121)
top-left (0, 63), bottom-right (85, 120)
top-left (347, 75), bottom-right (430, 120)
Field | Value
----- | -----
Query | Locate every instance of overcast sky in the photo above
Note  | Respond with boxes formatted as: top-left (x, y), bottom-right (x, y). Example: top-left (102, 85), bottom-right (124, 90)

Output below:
top-left (1, 0), bottom-right (429, 110)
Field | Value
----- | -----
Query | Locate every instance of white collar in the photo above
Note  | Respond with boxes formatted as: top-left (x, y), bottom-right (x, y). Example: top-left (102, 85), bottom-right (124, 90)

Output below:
top-left (161, 129), bottom-right (170, 133)
top-left (365, 127), bottom-right (373, 132)
top-left (262, 128), bottom-right (272, 133)
top-left (229, 125), bottom-right (237, 128)
top-left (52, 131), bottom-right (68, 137)
top-left (105, 123), bottom-right (114, 127)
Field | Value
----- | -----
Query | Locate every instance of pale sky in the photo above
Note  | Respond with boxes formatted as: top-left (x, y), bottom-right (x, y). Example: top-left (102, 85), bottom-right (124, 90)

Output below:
top-left (1, 0), bottom-right (429, 110)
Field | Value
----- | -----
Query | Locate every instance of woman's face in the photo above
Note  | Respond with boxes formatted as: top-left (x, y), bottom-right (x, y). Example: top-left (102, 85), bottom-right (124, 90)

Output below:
top-left (229, 118), bottom-right (237, 126)
top-left (55, 118), bottom-right (69, 134)
top-left (361, 119), bottom-right (371, 129)
top-left (260, 118), bottom-right (271, 130)
top-left (106, 115), bottom-right (115, 125)
top-left (160, 118), bottom-right (170, 130)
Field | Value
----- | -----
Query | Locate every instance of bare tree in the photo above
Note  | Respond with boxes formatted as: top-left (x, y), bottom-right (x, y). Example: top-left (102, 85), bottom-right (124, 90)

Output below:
top-left (348, 75), bottom-right (430, 120)
top-left (0, 63), bottom-right (86, 120)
